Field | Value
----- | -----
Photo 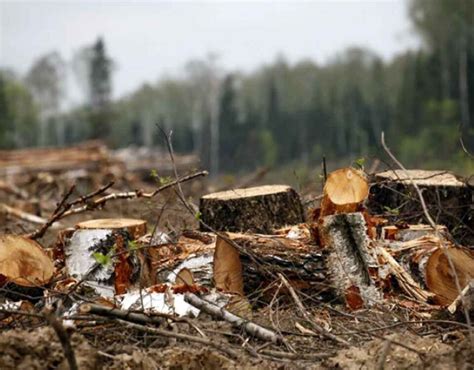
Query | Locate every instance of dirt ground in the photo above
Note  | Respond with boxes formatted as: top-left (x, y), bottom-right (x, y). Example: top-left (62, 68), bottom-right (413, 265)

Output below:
top-left (0, 325), bottom-right (471, 369)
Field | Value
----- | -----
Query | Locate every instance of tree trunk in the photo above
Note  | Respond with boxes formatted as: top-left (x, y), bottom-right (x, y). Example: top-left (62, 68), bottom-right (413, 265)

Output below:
top-left (215, 233), bottom-right (329, 301)
top-left (200, 185), bottom-right (305, 233)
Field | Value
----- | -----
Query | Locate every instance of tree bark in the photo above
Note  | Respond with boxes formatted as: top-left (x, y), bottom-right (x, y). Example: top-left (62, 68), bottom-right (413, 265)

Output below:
top-left (319, 212), bottom-right (381, 309)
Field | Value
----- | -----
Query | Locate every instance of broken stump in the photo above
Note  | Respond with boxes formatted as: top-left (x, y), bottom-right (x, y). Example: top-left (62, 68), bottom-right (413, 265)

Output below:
top-left (319, 212), bottom-right (381, 309)
top-left (200, 185), bottom-right (304, 233)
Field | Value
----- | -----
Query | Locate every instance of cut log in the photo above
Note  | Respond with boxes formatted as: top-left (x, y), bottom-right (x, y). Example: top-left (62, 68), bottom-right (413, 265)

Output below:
top-left (319, 212), bottom-right (381, 309)
top-left (0, 235), bottom-right (54, 299)
top-left (199, 185), bottom-right (304, 233)
top-left (382, 235), bottom-right (474, 305)
top-left (320, 168), bottom-right (369, 219)
top-left (368, 170), bottom-right (472, 242)
top-left (425, 247), bottom-right (474, 306)
top-left (76, 218), bottom-right (147, 240)
top-left (64, 219), bottom-right (148, 297)
top-left (216, 233), bottom-right (329, 301)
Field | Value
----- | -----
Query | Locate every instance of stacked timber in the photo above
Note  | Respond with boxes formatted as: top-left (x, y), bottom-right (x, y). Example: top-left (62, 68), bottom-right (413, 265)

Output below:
top-left (0, 141), bottom-right (111, 177)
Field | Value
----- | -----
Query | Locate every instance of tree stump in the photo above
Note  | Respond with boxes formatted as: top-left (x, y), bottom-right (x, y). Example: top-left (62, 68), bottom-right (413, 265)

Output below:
top-left (76, 218), bottom-right (147, 240)
top-left (368, 170), bottom-right (472, 242)
top-left (200, 185), bottom-right (304, 233)
top-left (65, 218), bottom-right (148, 296)
top-left (0, 235), bottom-right (54, 300)
top-left (320, 168), bottom-right (369, 219)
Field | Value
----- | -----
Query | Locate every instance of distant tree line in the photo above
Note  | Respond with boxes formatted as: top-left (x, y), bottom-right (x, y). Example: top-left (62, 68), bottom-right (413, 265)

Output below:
top-left (0, 1), bottom-right (473, 174)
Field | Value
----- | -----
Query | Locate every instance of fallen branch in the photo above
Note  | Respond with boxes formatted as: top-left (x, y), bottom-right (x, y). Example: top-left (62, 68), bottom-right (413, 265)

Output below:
top-left (44, 311), bottom-right (78, 370)
top-left (118, 320), bottom-right (239, 359)
top-left (60, 170), bottom-right (208, 218)
top-left (79, 303), bottom-right (165, 326)
top-left (447, 281), bottom-right (473, 314)
top-left (0, 203), bottom-right (53, 225)
top-left (184, 293), bottom-right (282, 344)
top-left (26, 185), bottom-right (76, 240)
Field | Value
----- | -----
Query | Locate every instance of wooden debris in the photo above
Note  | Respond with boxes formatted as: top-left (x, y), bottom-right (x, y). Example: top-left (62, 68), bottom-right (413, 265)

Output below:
top-left (382, 224), bottom-right (448, 241)
top-left (447, 281), bottom-right (473, 314)
top-left (319, 212), bottom-right (381, 309)
top-left (200, 185), bottom-right (305, 233)
top-left (213, 235), bottom-right (244, 295)
top-left (376, 245), bottom-right (433, 302)
top-left (0, 235), bottom-right (55, 298)
top-left (381, 235), bottom-right (474, 305)
top-left (0, 180), bottom-right (28, 199)
top-left (0, 141), bottom-right (110, 176)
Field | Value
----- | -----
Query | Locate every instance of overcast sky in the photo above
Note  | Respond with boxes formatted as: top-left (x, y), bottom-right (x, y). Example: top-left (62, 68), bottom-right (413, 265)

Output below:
top-left (0, 1), bottom-right (419, 103)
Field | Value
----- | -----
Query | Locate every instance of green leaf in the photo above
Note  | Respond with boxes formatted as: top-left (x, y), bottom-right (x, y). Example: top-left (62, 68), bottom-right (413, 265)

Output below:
top-left (150, 169), bottom-right (159, 179)
top-left (159, 176), bottom-right (173, 185)
top-left (383, 206), bottom-right (399, 216)
top-left (128, 240), bottom-right (139, 251)
top-left (353, 157), bottom-right (365, 169)
top-left (92, 252), bottom-right (111, 266)
top-left (195, 211), bottom-right (202, 221)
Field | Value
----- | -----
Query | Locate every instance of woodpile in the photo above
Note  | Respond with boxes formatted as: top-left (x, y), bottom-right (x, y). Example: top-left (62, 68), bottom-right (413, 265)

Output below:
top-left (0, 141), bottom-right (110, 177)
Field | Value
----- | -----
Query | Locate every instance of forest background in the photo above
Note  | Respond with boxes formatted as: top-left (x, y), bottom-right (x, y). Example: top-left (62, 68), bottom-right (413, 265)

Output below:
top-left (1, 0), bottom-right (473, 180)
